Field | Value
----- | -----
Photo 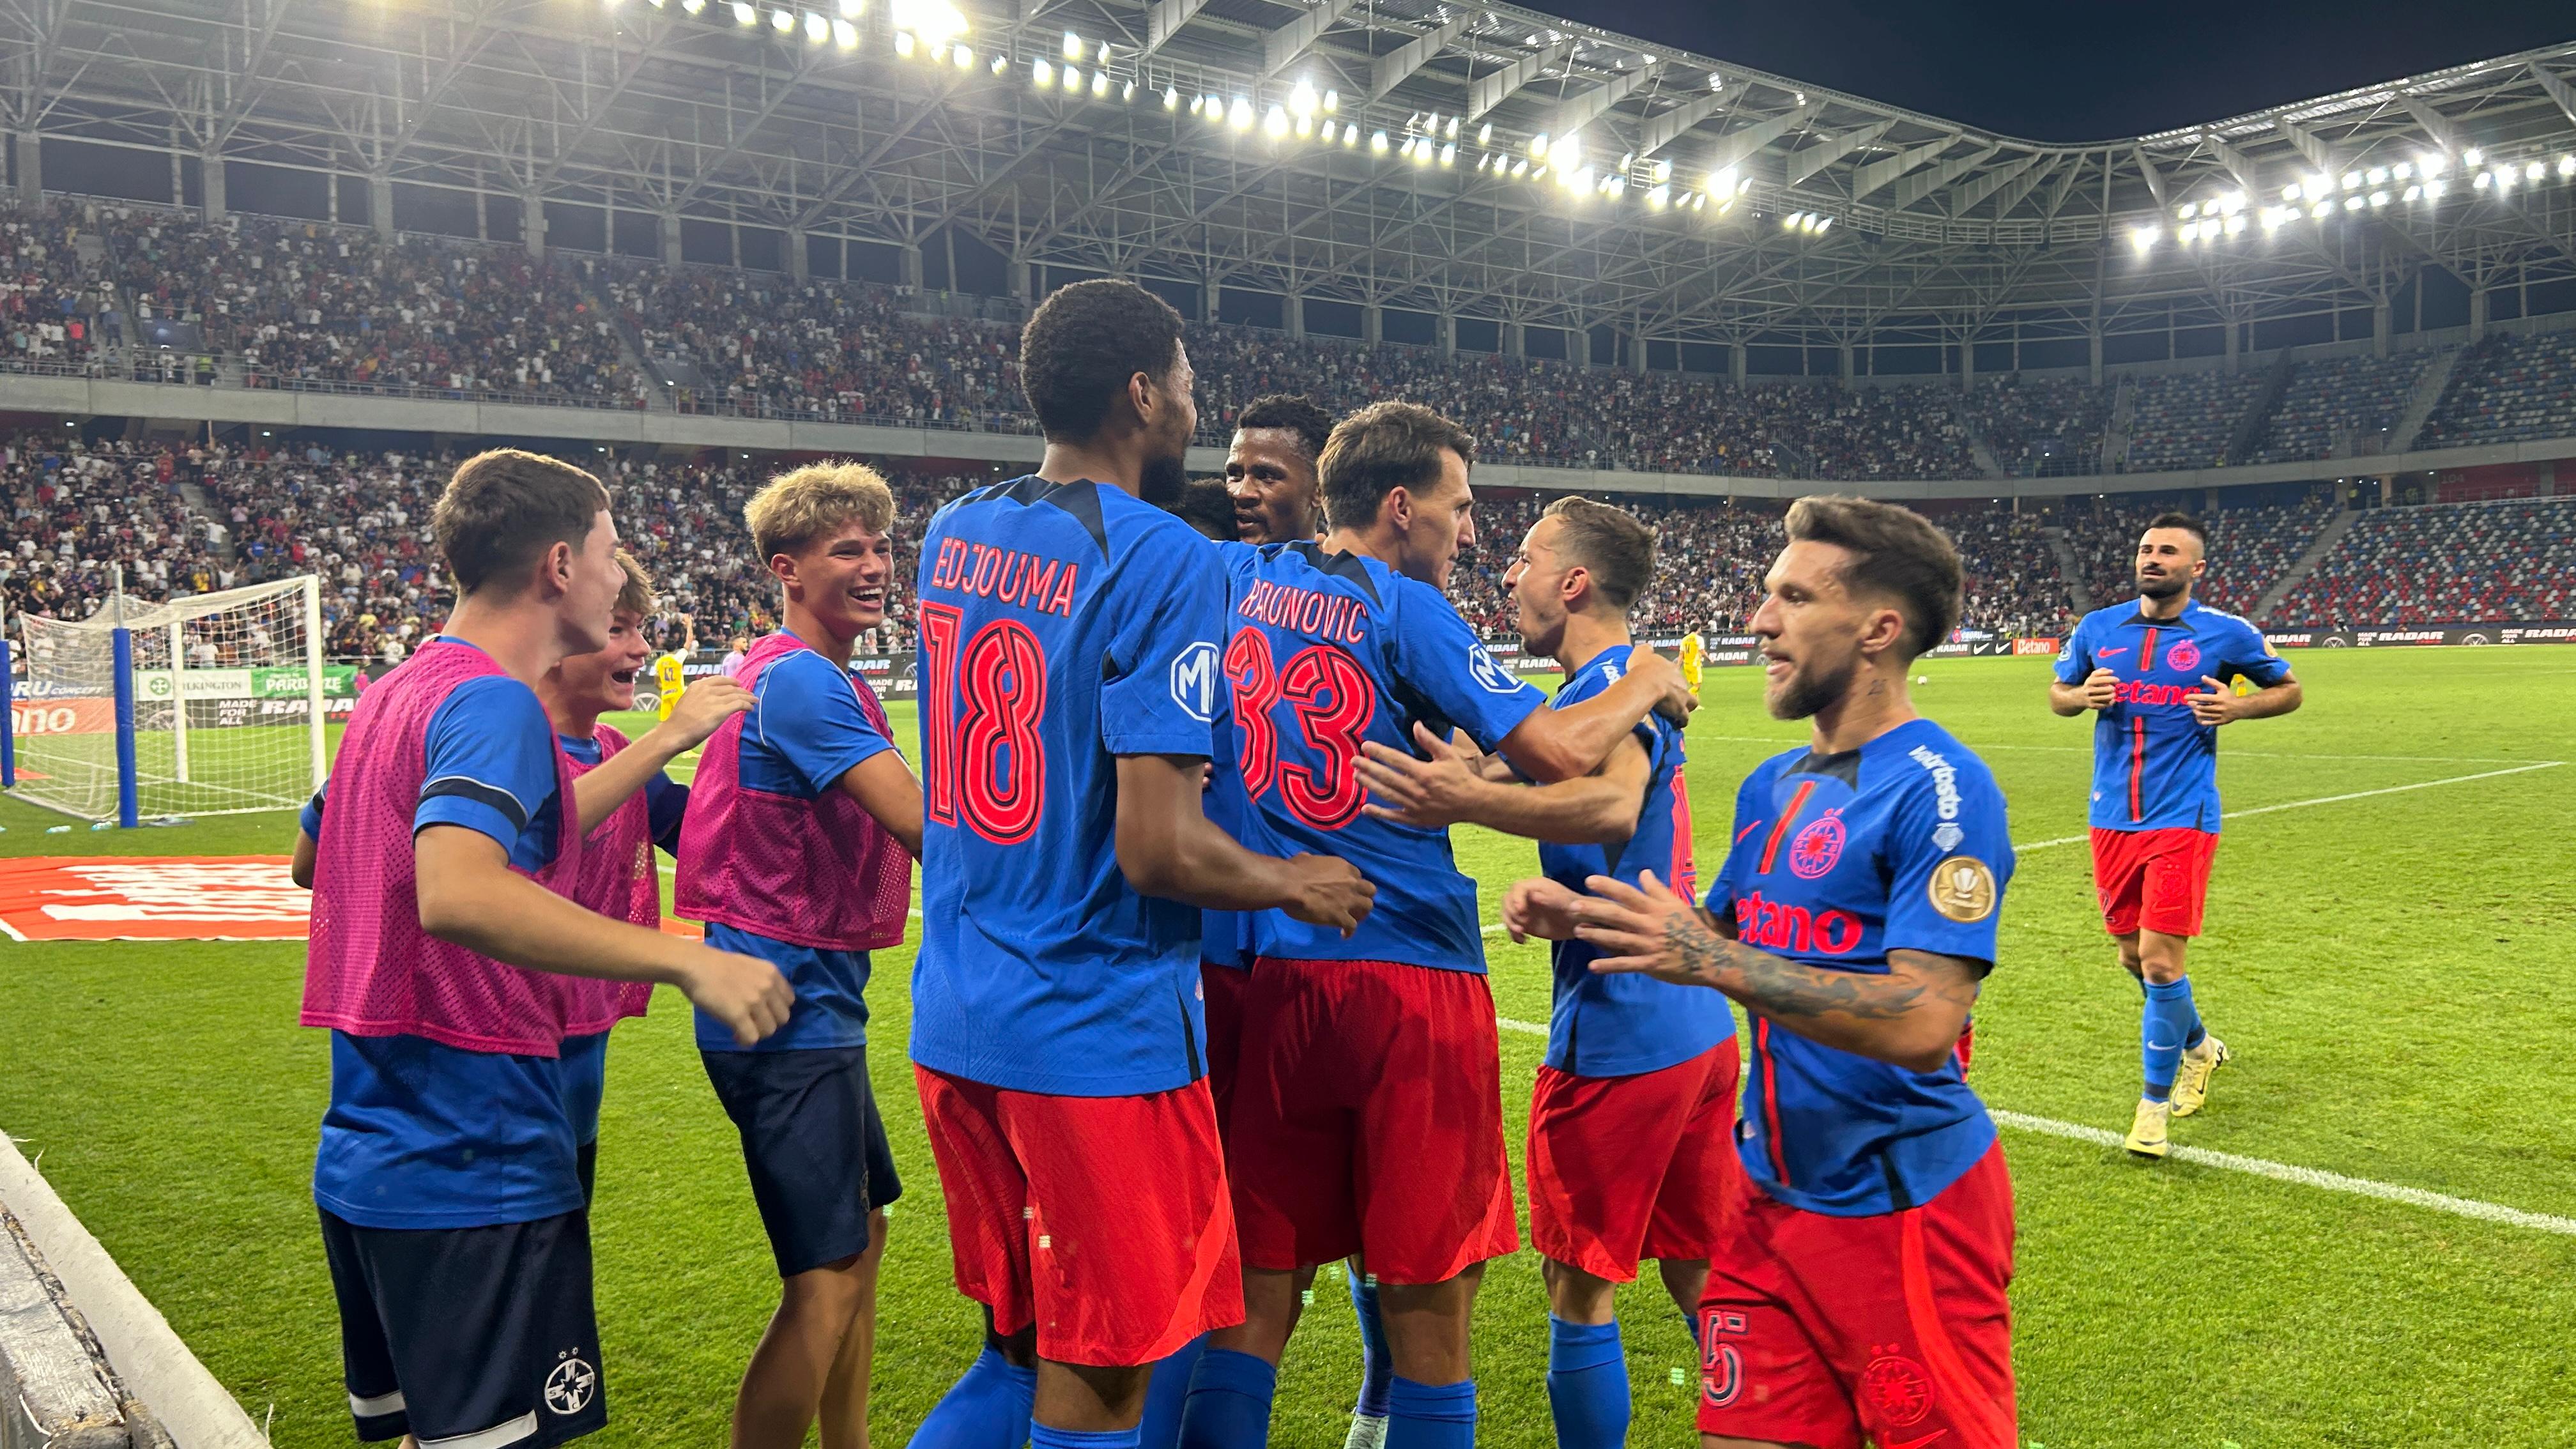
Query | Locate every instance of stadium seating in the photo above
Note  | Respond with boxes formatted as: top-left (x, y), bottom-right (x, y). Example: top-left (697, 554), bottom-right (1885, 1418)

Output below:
top-left (2275, 497), bottom-right (2575, 626)
top-left (2075, 500), bottom-right (2335, 618)
top-left (2250, 351), bottom-right (2434, 463)
top-left (1968, 376), bottom-right (2110, 477)
top-left (2416, 330), bottom-right (2576, 448)
top-left (2121, 370), bottom-right (2267, 473)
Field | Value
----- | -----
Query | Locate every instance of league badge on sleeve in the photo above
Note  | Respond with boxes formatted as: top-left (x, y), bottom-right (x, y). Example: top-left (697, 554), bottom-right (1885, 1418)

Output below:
top-left (1467, 641), bottom-right (1521, 694)
top-left (1927, 856), bottom-right (1997, 923)
top-left (1169, 641), bottom-right (1219, 723)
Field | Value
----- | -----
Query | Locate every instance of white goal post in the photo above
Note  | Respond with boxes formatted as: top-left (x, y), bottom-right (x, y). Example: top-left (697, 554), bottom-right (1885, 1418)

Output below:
top-left (2, 574), bottom-right (328, 824)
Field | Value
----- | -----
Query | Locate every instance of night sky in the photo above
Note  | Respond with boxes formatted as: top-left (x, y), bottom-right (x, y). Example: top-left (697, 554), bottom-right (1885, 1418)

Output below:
top-left (1528, 0), bottom-right (2576, 142)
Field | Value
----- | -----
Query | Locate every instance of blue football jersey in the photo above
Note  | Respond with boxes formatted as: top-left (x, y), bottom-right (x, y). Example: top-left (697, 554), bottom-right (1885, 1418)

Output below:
top-left (1230, 542), bottom-right (1546, 970)
top-left (908, 475), bottom-right (1227, 1097)
top-left (2055, 599), bottom-right (2290, 832)
top-left (1199, 544), bottom-right (1269, 972)
top-left (1706, 718), bottom-right (2014, 1218)
top-left (1540, 651), bottom-right (1733, 1078)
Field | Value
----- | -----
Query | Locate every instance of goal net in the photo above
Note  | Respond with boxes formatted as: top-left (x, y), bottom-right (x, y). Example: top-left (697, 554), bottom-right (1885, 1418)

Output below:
top-left (6, 576), bottom-right (327, 821)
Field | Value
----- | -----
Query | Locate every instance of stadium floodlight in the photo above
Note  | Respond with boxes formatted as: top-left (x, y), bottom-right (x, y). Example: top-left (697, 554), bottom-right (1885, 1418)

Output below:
top-left (1478, 122), bottom-right (1492, 144)
top-left (1530, 132), bottom-right (1551, 160)
top-left (2310, 200), bottom-right (2331, 217)
top-left (1648, 183), bottom-right (1669, 208)
top-left (2403, 184), bottom-right (2422, 201)
top-left (2311, 172), bottom-right (2333, 194)
top-left (1294, 113), bottom-right (1312, 137)
top-left (1229, 96), bottom-right (1254, 130)
top-left (2562, 154), bottom-right (2576, 178)
top-left (1653, 158), bottom-right (1672, 182)
top-left (2393, 162), bottom-right (2412, 180)
top-left (2283, 183), bottom-right (2302, 201)
top-left (1091, 68), bottom-right (1109, 96)
top-left (1511, 157), bottom-right (1529, 176)
top-left (2527, 160), bottom-right (2547, 182)
top-left (682, 0), bottom-right (705, 13)
top-left (2462, 147), bottom-right (2482, 165)
top-left (2495, 167), bottom-right (2514, 190)
top-left (1290, 80), bottom-right (1317, 117)
top-left (730, 2), bottom-right (755, 24)
top-left (1549, 134), bottom-right (1582, 169)
top-left (890, 0), bottom-right (965, 43)
top-left (2369, 189), bottom-right (2388, 207)
top-left (2474, 169), bottom-right (2492, 189)
top-left (2421, 153), bottom-right (2447, 175)
top-left (1031, 56), bottom-right (1051, 86)
top-left (1204, 93), bottom-right (1223, 119)
top-left (1416, 139), bottom-right (1435, 165)
top-left (2177, 202), bottom-right (2196, 220)
top-left (2260, 206), bottom-right (2283, 230)
top-left (1447, 116), bottom-right (1460, 140)
top-left (836, 18), bottom-right (859, 45)
top-left (802, 11), bottom-right (826, 41)
top-left (2343, 194), bottom-right (2365, 210)
top-left (1710, 164), bottom-right (1740, 195)
top-left (1322, 89), bottom-right (1339, 113)
top-left (1344, 122), bottom-right (1361, 146)
top-left (837, 0), bottom-right (858, 14)
top-left (1062, 29), bottom-right (1081, 58)
top-left (2218, 191), bottom-right (2244, 214)
top-left (1265, 105), bottom-right (1289, 138)
top-left (1163, 84), bottom-right (1179, 108)
top-left (893, 27), bottom-right (913, 53)
top-left (769, 8), bottom-right (793, 30)
top-left (2341, 170), bottom-right (2360, 189)
top-left (2427, 178), bottom-right (2447, 197)
top-left (1814, 215), bottom-right (1832, 233)
top-left (1440, 142), bottom-right (1457, 166)
top-left (2366, 167), bottom-right (2387, 185)
top-left (1370, 129), bottom-right (1390, 153)
top-left (1121, 79), bottom-right (1134, 100)
top-left (1709, 73), bottom-right (1723, 90)
top-left (2224, 213), bottom-right (2246, 234)
top-left (2129, 224), bottom-right (2158, 254)
top-left (1784, 211), bottom-right (1804, 231)
top-left (992, 52), bottom-right (1008, 73)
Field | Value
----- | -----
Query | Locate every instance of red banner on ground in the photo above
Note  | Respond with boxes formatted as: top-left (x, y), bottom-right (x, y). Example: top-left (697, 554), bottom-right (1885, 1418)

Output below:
top-left (0, 855), bottom-right (703, 942)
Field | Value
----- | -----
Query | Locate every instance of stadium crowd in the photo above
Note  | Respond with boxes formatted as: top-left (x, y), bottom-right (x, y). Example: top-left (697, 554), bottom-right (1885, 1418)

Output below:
top-left (10, 196), bottom-right (2576, 484)
top-left (2274, 496), bottom-right (2575, 627)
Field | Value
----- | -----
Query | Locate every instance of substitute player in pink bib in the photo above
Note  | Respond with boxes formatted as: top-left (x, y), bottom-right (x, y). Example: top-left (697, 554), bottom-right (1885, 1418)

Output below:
top-left (676, 463), bottom-right (922, 1449)
top-left (301, 450), bottom-right (789, 1449)
top-left (2049, 511), bottom-right (2301, 1158)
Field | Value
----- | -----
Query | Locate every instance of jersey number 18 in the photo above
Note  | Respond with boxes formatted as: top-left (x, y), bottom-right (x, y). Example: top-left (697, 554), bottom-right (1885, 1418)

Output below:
top-left (919, 602), bottom-right (1046, 845)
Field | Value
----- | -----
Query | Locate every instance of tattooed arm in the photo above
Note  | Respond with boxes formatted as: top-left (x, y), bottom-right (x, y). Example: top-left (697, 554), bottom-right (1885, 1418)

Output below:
top-left (1572, 870), bottom-right (1982, 1073)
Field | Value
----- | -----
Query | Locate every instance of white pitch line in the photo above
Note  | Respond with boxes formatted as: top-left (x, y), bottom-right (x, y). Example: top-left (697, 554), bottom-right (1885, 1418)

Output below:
top-left (1496, 1016), bottom-right (2576, 1237)
top-left (2012, 760), bottom-right (2566, 852)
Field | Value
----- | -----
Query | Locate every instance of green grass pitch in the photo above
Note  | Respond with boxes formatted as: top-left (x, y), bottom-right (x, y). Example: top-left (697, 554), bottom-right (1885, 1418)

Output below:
top-left (3, 648), bottom-right (2573, 1447)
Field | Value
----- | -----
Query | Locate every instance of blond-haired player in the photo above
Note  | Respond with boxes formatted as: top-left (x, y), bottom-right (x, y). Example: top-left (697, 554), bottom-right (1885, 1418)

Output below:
top-left (672, 461), bottom-right (925, 1449)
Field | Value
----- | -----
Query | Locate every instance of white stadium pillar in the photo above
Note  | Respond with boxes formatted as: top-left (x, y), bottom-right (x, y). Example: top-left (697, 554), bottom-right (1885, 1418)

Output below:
top-left (370, 174), bottom-right (395, 238)
top-left (900, 241), bottom-right (924, 289)
top-left (2089, 330), bottom-right (2104, 386)
top-left (1730, 341), bottom-right (1747, 385)
top-left (1285, 293), bottom-right (1305, 339)
top-left (661, 211), bottom-right (682, 264)
top-left (787, 226), bottom-right (809, 280)
top-left (2469, 286), bottom-right (2488, 341)
top-left (523, 192), bottom-right (546, 258)
top-left (13, 131), bottom-right (38, 204)
top-left (1363, 302), bottom-right (1382, 345)
top-left (2373, 300), bottom-right (2391, 358)
top-left (200, 150), bottom-right (226, 222)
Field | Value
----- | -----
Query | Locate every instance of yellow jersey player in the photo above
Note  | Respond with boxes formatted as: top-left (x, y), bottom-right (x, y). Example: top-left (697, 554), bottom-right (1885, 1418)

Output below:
top-left (651, 615), bottom-right (694, 721)
top-left (1678, 627), bottom-right (1705, 694)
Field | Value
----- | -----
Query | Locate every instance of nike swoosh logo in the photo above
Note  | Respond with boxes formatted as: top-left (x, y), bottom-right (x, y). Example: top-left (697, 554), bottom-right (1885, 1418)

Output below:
top-left (1885, 1432), bottom-right (1948, 1449)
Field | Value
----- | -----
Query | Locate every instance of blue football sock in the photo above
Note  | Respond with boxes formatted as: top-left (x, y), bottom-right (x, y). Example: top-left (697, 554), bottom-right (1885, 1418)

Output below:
top-left (1385, 1376), bottom-right (1476, 1449)
top-left (1032, 1425), bottom-right (1139, 1449)
top-left (1351, 1268), bottom-right (1393, 1419)
top-left (907, 1346), bottom-right (1036, 1449)
top-left (2142, 976), bottom-right (2199, 1102)
top-left (1177, 1347), bottom-right (1275, 1449)
top-left (1137, 1334), bottom-right (1206, 1449)
top-left (1545, 1317), bottom-right (1629, 1449)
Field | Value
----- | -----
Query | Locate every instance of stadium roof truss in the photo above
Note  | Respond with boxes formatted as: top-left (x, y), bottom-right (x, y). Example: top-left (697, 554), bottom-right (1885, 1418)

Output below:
top-left (9, 0), bottom-right (2575, 356)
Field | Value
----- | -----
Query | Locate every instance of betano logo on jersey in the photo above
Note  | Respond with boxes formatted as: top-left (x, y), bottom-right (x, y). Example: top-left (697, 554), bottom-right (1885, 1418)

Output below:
top-left (1733, 888), bottom-right (1864, 954)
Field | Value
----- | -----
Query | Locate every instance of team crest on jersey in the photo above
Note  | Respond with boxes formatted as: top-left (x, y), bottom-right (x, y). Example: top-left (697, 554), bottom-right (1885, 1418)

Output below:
top-left (1860, 1350), bottom-right (1935, 1427)
top-left (1926, 856), bottom-right (1997, 923)
top-left (544, 1355), bottom-right (597, 1416)
top-left (1788, 811), bottom-right (1844, 878)
top-left (2166, 639), bottom-right (2202, 672)
top-left (1932, 821), bottom-right (1964, 853)
top-left (1170, 641), bottom-right (1220, 723)
top-left (1467, 641), bottom-right (1519, 694)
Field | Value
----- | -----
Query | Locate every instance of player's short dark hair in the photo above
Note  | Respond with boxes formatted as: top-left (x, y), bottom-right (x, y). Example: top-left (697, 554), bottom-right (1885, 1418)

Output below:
top-left (432, 448), bottom-right (611, 597)
top-left (1541, 496), bottom-right (1656, 613)
top-left (1171, 477), bottom-right (1238, 540)
top-left (2145, 511), bottom-right (2208, 546)
top-left (1019, 279), bottom-right (1186, 443)
top-left (1319, 401), bottom-right (1476, 530)
top-left (1783, 494), bottom-right (1963, 662)
top-left (1234, 394), bottom-right (1336, 463)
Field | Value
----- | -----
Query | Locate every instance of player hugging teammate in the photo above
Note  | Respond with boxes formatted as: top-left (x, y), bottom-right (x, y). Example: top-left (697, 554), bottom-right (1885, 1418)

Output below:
top-left (295, 295), bottom-right (2044, 1449)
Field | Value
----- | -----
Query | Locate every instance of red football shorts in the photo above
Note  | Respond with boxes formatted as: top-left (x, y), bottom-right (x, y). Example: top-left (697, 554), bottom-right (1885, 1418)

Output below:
top-left (1201, 960), bottom-right (1249, 1137)
top-left (1527, 1038), bottom-right (1743, 1283)
top-left (1697, 1144), bottom-right (2018, 1449)
top-left (912, 1066), bottom-right (1243, 1367)
top-left (1225, 956), bottom-right (1518, 1285)
top-left (2090, 826), bottom-right (2221, 937)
